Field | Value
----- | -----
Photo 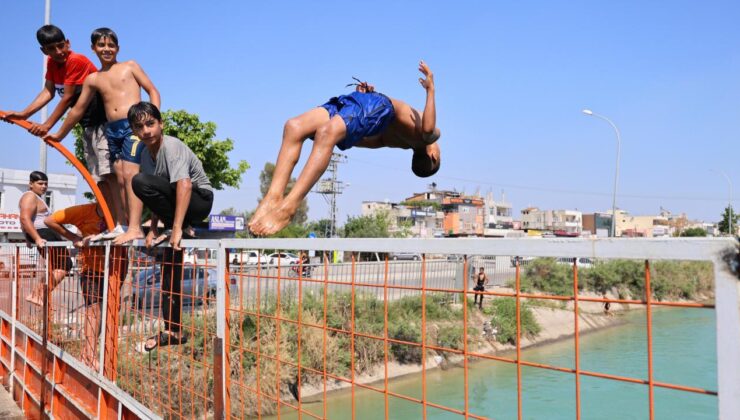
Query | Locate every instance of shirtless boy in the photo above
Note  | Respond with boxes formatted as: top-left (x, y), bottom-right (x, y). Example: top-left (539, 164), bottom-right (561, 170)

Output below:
top-left (249, 60), bottom-right (441, 236)
top-left (19, 171), bottom-right (70, 305)
top-left (47, 28), bottom-right (160, 244)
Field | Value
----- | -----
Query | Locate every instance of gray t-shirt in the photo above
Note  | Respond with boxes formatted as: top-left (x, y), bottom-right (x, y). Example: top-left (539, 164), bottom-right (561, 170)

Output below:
top-left (140, 135), bottom-right (213, 191)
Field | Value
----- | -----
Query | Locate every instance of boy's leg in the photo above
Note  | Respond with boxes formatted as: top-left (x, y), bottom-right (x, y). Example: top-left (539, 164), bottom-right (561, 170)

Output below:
top-left (251, 115), bottom-right (346, 236)
top-left (113, 159), bottom-right (128, 226)
top-left (249, 108), bottom-right (331, 229)
top-left (113, 161), bottom-right (145, 244)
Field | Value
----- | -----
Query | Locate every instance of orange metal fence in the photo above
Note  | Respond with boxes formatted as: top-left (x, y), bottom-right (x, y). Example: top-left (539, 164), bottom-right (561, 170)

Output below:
top-left (0, 238), bottom-right (736, 419)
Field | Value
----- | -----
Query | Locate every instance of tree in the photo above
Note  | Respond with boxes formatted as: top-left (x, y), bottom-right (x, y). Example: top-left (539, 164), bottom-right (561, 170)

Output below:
top-left (342, 212), bottom-right (393, 238)
top-left (258, 162), bottom-right (308, 225)
top-left (73, 109), bottom-right (249, 190)
top-left (306, 219), bottom-right (333, 238)
top-left (680, 227), bottom-right (707, 237)
top-left (718, 205), bottom-right (738, 235)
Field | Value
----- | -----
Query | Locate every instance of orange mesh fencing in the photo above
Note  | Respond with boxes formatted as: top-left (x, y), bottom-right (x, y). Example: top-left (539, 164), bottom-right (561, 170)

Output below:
top-left (0, 240), bottom-right (733, 419)
top-left (114, 244), bottom-right (218, 419)
top-left (221, 247), bottom-right (721, 420)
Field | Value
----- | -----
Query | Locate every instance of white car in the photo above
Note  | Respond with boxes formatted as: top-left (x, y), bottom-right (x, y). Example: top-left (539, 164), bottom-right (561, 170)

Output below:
top-left (267, 252), bottom-right (300, 265)
top-left (556, 257), bottom-right (594, 269)
top-left (231, 250), bottom-right (268, 265)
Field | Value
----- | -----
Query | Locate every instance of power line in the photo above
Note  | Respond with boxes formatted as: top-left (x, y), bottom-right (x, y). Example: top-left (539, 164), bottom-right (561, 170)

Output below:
top-left (347, 156), bottom-right (735, 203)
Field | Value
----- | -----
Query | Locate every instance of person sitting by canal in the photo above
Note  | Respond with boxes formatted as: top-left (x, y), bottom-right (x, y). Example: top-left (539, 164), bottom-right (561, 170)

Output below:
top-left (44, 201), bottom-right (128, 370)
top-left (473, 267), bottom-right (489, 310)
top-left (19, 171), bottom-right (71, 305)
top-left (126, 102), bottom-right (214, 352)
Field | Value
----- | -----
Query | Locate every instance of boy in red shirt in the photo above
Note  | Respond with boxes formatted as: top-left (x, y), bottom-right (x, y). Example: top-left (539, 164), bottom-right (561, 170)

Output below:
top-left (44, 202), bottom-right (127, 370)
top-left (1, 25), bottom-right (120, 227)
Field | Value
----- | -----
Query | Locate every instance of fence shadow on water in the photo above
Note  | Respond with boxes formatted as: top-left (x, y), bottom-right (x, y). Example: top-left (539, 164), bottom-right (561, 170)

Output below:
top-left (0, 238), bottom-right (735, 419)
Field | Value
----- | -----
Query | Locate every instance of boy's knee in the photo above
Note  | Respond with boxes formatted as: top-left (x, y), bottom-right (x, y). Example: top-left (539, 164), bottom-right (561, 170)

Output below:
top-left (314, 124), bottom-right (341, 147)
top-left (283, 118), bottom-right (303, 136)
top-left (131, 173), bottom-right (147, 194)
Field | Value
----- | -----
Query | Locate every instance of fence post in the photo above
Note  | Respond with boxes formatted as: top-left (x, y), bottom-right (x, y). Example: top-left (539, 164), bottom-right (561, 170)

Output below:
top-left (215, 242), bottom-right (230, 419)
top-left (101, 245), bottom-right (126, 381)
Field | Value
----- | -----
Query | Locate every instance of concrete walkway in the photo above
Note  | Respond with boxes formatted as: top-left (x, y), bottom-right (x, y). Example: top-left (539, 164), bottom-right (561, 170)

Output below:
top-left (0, 384), bottom-right (24, 419)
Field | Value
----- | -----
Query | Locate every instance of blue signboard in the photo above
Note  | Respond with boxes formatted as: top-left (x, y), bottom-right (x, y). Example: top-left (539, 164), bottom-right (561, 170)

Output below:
top-left (208, 215), bottom-right (245, 231)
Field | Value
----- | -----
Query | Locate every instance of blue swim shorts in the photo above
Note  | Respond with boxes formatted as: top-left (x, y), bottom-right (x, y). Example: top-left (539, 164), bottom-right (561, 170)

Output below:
top-left (105, 118), bottom-right (143, 164)
top-left (319, 92), bottom-right (395, 150)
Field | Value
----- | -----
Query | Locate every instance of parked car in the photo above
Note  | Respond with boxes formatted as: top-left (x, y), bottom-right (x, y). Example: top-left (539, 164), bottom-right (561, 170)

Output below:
top-left (510, 256), bottom-right (535, 267)
top-left (390, 252), bottom-right (422, 261)
top-left (230, 250), bottom-right (268, 265)
top-left (266, 252), bottom-right (300, 266)
top-left (556, 257), bottom-right (594, 268)
top-left (132, 265), bottom-right (219, 310)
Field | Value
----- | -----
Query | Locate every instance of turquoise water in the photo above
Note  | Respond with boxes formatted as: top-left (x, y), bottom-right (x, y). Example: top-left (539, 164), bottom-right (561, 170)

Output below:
top-left (270, 308), bottom-right (717, 419)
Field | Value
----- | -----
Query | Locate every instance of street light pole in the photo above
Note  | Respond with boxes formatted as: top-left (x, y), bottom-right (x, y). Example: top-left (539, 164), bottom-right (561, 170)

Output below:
top-left (39, 0), bottom-right (51, 173)
top-left (714, 170), bottom-right (733, 236)
top-left (582, 109), bottom-right (621, 238)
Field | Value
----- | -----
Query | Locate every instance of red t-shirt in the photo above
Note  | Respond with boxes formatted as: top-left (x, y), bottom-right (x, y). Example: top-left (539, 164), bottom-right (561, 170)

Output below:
top-left (44, 51), bottom-right (106, 127)
top-left (45, 51), bottom-right (97, 96)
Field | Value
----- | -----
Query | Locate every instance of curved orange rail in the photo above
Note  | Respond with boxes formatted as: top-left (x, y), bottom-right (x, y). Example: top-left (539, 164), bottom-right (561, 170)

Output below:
top-left (0, 112), bottom-right (114, 230)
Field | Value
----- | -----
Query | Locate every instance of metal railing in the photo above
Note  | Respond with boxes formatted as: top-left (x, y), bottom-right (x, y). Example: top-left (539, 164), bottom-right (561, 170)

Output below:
top-left (0, 237), bottom-right (735, 419)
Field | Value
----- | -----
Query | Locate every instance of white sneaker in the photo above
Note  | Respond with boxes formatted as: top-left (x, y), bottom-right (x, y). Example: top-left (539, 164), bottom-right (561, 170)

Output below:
top-left (99, 224), bottom-right (127, 240)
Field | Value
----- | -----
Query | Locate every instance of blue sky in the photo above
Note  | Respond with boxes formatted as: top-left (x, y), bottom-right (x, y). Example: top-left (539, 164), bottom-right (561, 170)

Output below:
top-left (1, 1), bottom-right (738, 224)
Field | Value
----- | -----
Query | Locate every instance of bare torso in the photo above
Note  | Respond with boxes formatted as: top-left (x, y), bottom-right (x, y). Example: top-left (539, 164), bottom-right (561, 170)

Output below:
top-left (89, 61), bottom-right (142, 121)
top-left (356, 98), bottom-right (433, 150)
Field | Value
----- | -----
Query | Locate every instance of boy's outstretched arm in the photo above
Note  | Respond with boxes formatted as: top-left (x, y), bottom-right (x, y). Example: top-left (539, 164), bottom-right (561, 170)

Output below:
top-left (418, 60), bottom-right (440, 143)
top-left (35, 81), bottom-right (82, 136)
top-left (131, 61), bottom-right (160, 109)
top-left (45, 77), bottom-right (96, 142)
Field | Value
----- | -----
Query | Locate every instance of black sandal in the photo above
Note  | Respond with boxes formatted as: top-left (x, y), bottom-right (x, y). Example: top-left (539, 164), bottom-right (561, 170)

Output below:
top-left (144, 331), bottom-right (188, 352)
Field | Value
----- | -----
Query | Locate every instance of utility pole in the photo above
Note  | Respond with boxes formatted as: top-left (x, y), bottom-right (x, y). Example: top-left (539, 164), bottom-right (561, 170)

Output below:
top-left (40, 0), bottom-right (51, 173)
top-left (313, 153), bottom-right (347, 237)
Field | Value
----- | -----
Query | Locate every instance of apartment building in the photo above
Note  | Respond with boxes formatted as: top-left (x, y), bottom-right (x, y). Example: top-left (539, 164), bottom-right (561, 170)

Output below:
top-left (520, 207), bottom-right (583, 235)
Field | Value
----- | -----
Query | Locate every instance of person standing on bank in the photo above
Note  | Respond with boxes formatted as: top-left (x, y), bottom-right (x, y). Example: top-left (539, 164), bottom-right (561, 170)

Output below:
top-left (127, 102), bottom-right (213, 351)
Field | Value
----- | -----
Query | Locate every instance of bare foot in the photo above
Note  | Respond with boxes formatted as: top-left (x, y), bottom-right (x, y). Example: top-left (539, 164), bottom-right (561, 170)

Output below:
top-left (25, 285), bottom-right (43, 306)
top-left (254, 201), bottom-right (296, 236)
top-left (248, 196), bottom-right (281, 232)
top-left (112, 228), bottom-right (145, 245)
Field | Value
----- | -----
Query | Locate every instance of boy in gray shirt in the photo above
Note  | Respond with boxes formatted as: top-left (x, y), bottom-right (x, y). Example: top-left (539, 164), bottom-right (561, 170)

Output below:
top-left (126, 102), bottom-right (213, 351)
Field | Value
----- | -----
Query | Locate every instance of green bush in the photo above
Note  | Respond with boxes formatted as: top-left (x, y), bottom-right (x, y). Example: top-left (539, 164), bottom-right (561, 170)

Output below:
top-left (436, 324), bottom-right (464, 350)
top-left (519, 258), bottom-right (577, 296)
top-left (488, 298), bottom-right (541, 345)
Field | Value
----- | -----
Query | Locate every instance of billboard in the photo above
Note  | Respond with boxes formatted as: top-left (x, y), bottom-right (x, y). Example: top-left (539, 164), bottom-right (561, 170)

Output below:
top-left (0, 213), bottom-right (22, 233)
top-left (208, 215), bottom-right (245, 231)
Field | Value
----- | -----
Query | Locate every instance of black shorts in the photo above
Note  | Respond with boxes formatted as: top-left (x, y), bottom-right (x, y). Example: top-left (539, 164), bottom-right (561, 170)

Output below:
top-left (25, 229), bottom-right (73, 272)
top-left (80, 271), bottom-right (105, 306)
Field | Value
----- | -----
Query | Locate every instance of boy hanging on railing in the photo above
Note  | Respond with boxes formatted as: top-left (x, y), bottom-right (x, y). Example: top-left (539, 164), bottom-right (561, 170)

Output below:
top-left (44, 202), bottom-right (127, 370)
top-left (249, 61), bottom-right (441, 236)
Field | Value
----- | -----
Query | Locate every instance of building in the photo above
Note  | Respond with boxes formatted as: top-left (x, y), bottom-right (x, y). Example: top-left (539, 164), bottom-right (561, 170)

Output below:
top-left (520, 207), bottom-right (582, 236)
top-left (0, 168), bottom-right (78, 242)
top-left (361, 200), bottom-right (444, 238)
top-left (582, 212), bottom-right (613, 237)
top-left (483, 191), bottom-right (515, 237)
top-left (405, 187), bottom-right (484, 236)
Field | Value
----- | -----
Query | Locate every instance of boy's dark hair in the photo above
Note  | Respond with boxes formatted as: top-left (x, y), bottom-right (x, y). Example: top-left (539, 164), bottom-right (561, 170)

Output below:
top-left (36, 25), bottom-right (65, 46)
top-left (411, 150), bottom-right (440, 178)
top-left (91, 27), bottom-right (119, 46)
top-left (29, 171), bottom-right (48, 183)
top-left (127, 102), bottom-right (162, 125)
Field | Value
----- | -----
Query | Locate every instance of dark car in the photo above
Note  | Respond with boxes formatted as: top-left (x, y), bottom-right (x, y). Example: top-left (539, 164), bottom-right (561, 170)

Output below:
top-left (131, 265), bottom-right (218, 311)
